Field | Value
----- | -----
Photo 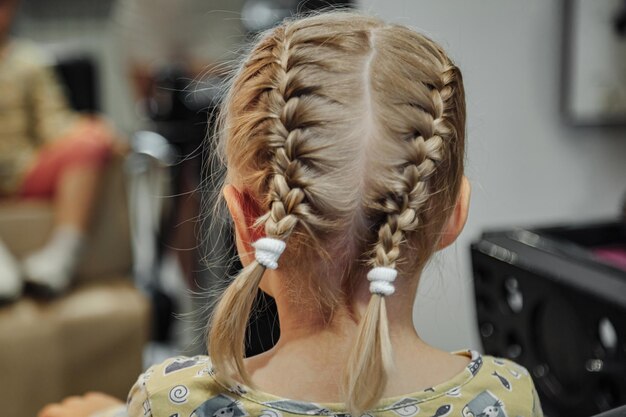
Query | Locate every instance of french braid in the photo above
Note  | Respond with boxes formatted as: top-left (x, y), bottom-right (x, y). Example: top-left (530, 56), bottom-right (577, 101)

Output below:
top-left (259, 31), bottom-right (330, 240)
top-left (344, 29), bottom-right (462, 414)
top-left (209, 22), bottom-right (346, 385)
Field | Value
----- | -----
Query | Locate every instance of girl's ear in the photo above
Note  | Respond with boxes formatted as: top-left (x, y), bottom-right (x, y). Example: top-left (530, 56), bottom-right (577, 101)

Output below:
top-left (223, 184), bottom-right (264, 266)
top-left (437, 176), bottom-right (471, 250)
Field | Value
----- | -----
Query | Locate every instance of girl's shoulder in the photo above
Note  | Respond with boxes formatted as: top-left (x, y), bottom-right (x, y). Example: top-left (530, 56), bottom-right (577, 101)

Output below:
top-left (460, 353), bottom-right (542, 417)
top-left (136, 355), bottom-right (216, 394)
top-left (127, 355), bottom-right (234, 417)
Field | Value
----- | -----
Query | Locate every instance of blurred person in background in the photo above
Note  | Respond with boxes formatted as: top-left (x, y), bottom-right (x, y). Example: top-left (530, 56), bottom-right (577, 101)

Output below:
top-left (0, 0), bottom-right (118, 300)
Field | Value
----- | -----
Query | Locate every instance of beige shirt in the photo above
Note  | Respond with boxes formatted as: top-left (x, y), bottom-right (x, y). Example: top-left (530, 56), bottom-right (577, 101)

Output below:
top-left (0, 40), bottom-right (77, 194)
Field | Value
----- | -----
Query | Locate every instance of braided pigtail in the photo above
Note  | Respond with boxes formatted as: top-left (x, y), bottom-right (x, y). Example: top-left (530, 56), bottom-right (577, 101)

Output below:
top-left (344, 44), bottom-right (449, 414)
top-left (208, 259), bottom-right (271, 387)
top-left (209, 24), bottom-right (327, 386)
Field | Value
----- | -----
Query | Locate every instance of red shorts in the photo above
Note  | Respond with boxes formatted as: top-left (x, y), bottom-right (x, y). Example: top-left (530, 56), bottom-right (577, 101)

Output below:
top-left (19, 120), bottom-right (114, 199)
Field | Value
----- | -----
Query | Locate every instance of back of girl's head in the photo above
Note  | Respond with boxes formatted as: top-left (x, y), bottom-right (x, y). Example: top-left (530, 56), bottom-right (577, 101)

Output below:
top-left (209, 11), bottom-right (465, 415)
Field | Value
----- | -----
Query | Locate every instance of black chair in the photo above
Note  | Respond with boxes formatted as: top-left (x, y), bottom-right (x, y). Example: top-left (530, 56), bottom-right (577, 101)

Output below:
top-left (471, 221), bottom-right (626, 417)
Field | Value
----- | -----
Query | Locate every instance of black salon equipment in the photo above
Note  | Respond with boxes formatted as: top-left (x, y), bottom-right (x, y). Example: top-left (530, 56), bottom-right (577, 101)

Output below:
top-left (471, 220), bottom-right (626, 417)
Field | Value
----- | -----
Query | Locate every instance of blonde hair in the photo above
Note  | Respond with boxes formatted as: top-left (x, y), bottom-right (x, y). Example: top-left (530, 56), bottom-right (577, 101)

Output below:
top-left (208, 11), bottom-right (465, 415)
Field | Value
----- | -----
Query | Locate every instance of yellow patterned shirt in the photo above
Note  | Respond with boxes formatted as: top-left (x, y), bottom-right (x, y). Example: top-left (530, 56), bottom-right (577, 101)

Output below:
top-left (125, 351), bottom-right (543, 417)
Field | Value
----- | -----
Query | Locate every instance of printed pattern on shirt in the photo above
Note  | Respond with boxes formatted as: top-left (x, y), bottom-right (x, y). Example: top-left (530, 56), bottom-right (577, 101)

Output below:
top-left (123, 352), bottom-right (542, 417)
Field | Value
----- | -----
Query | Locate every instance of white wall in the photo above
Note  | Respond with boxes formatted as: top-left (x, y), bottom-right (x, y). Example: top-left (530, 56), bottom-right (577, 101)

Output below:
top-left (358, 0), bottom-right (626, 351)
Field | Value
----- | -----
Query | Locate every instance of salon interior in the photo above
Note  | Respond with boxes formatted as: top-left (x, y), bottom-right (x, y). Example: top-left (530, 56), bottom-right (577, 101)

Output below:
top-left (0, 1), bottom-right (625, 416)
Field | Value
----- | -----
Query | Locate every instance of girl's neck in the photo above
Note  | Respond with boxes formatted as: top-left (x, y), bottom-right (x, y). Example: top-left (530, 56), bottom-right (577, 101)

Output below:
top-left (243, 315), bottom-right (467, 405)
top-left (267, 269), bottom-right (420, 337)
top-left (244, 311), bottom-right (428, 404)
top-left (243, 286), bottom-right (451, 403)
top-left (243, 273), bottom-right (470, 403)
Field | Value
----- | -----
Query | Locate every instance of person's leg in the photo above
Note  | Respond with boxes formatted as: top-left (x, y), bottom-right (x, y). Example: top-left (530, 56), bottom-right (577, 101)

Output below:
top-left (0, 238), bottom-right (21, 301)
top-left (55, 162), bottom-right (103, 232)
top-left (20, 118), bottom-right (114, 294)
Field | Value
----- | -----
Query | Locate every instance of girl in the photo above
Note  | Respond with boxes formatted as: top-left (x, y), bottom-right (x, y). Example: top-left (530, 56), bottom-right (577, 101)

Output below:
top-left (127, 11), bottom-right (541, 417)
top-left (43, 10), bottom-right (543, 417)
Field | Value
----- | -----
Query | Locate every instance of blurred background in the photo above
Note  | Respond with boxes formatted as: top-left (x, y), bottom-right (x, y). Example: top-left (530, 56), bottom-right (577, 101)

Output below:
top-left (0, 1), bottom-right (625, 416)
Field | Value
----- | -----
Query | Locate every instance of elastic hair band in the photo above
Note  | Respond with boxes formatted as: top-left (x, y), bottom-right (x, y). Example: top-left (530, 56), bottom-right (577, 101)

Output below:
top-left (252, 237), bottom-right (286, 270)
top-left (367, 266), bottom-right (397, 296)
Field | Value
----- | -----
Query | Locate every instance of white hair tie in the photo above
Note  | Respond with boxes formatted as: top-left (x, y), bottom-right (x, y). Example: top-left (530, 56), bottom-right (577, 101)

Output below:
top-left (252, 238), bottom-right (286, 270)
top-left (367, 267), bottom-right (397, 296)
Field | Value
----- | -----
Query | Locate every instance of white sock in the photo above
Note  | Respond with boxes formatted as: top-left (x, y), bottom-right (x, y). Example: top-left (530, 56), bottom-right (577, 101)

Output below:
top-left (0, 239), bottom-right (22, 300)
top-left (22, 226), bottom-right (85, 294)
